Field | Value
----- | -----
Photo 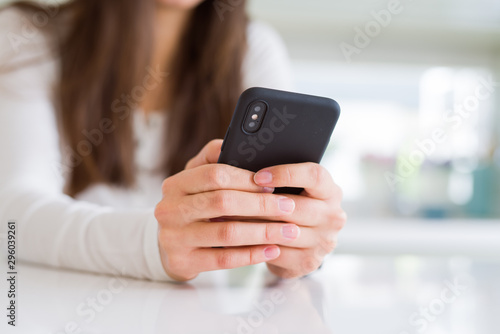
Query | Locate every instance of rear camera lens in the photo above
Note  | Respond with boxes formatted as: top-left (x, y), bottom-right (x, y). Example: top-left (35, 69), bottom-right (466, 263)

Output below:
top-left (243, 100), bottom-right (268, 133)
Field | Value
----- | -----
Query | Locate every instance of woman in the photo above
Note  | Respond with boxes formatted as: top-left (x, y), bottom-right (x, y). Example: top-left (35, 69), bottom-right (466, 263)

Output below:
top-left (0, 0), bottom-right (346, 282)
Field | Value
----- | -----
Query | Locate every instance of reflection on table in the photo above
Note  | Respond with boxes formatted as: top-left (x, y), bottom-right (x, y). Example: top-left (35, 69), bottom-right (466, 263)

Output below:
top-left (1, 254), bottom-right (499, 334)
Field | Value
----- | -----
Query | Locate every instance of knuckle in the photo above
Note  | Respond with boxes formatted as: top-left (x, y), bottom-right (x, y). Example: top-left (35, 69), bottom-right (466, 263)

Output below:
top-left (217, 223), bottom-right (238, 244)
top-left (321, 237), bottom-right (337, 253)
top-left (154, 203), bottom-right (163, 220)
top-left (161, 178), bottom-right (172, 194)
top-left (309, 163), bottom-right (323, 187)
top-left (210, 191), bottom-right (233, 214)
top-left (334, 209), bottom-right (347, 230)
top-left (339, 213), bottom-right (347, 229)
top-left (302, 257), bottom-right (320, 274)
top-left (154, 202), bottom-right (169, 221)
top-left (167, 254), bottom-right (187, 274)
top-left (325, 214), bottom-right (337, 229)
top-left (167, 252), bottom-right (199, 281)
top-left (217, 250), bottom-right (236, 269)
top-left (248, 248), bottom-right (260, 265)
top-left (257, 193), bottom-right (270, 214)
top-left (326, 207), bottom-right (347, 230)
top-left (284, 166), bottom-right (293, 184)
top-left (264, 223), bottom-right (273, 243)
top-left (206, 166), bottom-right (228, 189)
top-left (283, 269), bottom-right (302, 279)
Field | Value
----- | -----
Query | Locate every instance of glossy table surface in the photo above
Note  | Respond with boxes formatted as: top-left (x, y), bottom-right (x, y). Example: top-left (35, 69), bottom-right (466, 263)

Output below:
top-left (2, 253), bottom-right (499, 334)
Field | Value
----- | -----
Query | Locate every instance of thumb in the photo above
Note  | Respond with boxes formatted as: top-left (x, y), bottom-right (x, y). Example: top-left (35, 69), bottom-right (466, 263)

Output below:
top-left (185, 139), bottom-right (223, 170)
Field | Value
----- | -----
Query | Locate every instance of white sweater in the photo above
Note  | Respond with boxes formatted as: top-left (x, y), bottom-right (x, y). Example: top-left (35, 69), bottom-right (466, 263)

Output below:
top-left (0, 8), bottom-right (292, 281)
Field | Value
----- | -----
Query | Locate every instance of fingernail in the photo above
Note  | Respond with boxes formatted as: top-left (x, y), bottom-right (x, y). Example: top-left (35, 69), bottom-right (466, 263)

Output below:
top-left (278, 197), bottom-right (295, 213)
top-left (281, 224), bottom-right (300, 239)
top-left (254, 171), bottom-right (273, 185)
top-left (264, 246), bottom-right (280, 259)
top-left (262, 187), bottom-right (274, 193)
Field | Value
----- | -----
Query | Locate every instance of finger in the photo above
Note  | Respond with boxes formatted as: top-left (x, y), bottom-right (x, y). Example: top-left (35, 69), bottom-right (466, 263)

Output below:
top-left (185, 139), bottom-right (223, 170)
top-left (192, 245), bottom-right (281, 271)
top-left (266, 246), bottom-right (326, 278)
top-left (184, 221), bottom-right (303, 247)
top-left (253, 163), bottom-right (340, 200)
top-left (173, 163), bottom-right (273, 195)
top-left (183, 191), bottom-right (295, 220)
top-left (225, 194), bottom-right (333, 227)
top-left (200, 220), bottom-right (323, 249)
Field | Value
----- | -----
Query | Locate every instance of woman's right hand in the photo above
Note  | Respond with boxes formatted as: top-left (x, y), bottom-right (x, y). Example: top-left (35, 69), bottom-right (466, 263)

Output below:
top-left (154, 140), bottom-right (301, 282)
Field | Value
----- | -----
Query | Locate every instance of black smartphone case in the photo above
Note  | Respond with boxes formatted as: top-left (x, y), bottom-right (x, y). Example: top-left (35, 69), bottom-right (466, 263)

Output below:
top-left (218, 87), bottom-right (340, 194)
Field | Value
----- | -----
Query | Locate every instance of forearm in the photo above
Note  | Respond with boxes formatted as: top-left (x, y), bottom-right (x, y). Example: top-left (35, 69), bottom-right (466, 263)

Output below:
top-left (0, 184), bottom-right (172, 281)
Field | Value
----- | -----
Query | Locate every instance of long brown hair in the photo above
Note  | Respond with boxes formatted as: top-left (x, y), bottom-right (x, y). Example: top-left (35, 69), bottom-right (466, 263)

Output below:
top-left (7, 0), bottom-right (247, 197)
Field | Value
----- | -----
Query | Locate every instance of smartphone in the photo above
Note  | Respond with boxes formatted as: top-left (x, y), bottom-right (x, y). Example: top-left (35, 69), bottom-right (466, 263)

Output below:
top-left (217, 87), bottom-right (340, 194)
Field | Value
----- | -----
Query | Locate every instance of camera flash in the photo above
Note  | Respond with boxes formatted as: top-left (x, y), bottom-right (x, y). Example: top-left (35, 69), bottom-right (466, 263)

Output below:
top-left (251, 114), bottom-right (258, 120)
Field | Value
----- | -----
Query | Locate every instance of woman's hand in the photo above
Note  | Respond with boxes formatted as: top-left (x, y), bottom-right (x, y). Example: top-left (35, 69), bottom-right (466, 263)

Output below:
top-left (154, 139), bottom-right (346, 281)
top-left (154, 140), bottom-right (302, 281)
top-left (252, 163), bottom-right (346, 279)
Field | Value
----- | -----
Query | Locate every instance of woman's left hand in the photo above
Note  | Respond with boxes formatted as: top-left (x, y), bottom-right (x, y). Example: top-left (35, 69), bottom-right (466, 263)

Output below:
top-left (252, 163), bottom-right (346, 279)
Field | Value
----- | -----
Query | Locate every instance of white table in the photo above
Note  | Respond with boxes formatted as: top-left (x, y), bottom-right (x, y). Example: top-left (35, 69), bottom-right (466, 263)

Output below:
top-left (2, 253), bottom-right (499, 334)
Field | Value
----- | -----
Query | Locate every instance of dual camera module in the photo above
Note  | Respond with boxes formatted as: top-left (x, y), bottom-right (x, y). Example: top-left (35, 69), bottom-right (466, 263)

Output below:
top-left (242, 101), bottom-right (268, 133)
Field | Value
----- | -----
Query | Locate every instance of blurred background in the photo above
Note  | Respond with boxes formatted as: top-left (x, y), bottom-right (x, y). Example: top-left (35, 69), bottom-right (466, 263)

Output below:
top-left (249, 0), bottom-right (500, 220)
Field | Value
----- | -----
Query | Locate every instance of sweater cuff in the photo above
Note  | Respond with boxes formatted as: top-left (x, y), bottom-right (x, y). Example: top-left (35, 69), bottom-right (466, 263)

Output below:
top-left (143, 209), bottom-right (177, 282)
